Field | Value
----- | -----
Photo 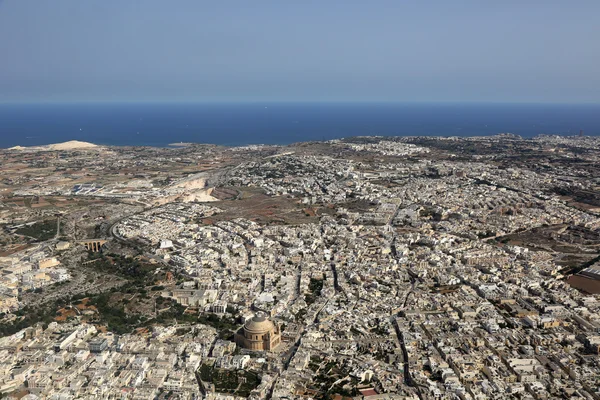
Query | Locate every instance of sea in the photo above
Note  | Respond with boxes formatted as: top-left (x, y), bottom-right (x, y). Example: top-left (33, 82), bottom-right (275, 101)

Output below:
top-left (0, 102), bottom-right (598, 148)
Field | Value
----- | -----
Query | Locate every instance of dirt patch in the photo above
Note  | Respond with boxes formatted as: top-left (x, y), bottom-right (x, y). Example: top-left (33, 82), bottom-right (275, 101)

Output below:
top-left (567, 275), bottom-right (600, 294)
top-left (555, 253), bottom-right (597, 268)
top-left (211, 187), bottom-right (239, 200)
top-left (55, 307), bottom-right (79, 322)
top-left (208, 187), bottom-right (319, 225)
top-left (495, 224), bottom-right (600, 254)
top-left (0, 244), bottom-right (32, 257)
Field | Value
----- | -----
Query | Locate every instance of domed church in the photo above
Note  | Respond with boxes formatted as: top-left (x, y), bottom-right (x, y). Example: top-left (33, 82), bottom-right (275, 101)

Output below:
top-left (235, 312), bottom-right (281, 351)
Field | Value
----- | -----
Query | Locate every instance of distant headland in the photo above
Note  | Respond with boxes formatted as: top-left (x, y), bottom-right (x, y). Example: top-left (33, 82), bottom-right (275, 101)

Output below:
top-left (6, 140), bottom-right (99, 151)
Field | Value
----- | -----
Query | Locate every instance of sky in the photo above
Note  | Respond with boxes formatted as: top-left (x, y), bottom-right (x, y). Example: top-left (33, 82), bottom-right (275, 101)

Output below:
top-left (0, 1), bottom-right (598, 104)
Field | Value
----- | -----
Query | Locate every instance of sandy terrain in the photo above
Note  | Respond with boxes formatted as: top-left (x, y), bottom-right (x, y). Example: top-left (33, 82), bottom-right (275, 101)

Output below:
top-left (7, 140), bottom-right (99, 151)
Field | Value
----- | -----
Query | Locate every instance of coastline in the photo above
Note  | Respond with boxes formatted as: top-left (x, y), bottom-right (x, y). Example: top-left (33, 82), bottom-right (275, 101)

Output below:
top-left (167, 142), bottom-right (194, 147)
top-left (1, 102), bottom-right (598, 149)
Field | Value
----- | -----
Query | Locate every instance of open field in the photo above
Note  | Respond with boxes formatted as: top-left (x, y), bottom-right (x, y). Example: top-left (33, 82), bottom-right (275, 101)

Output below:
top-left (204, 187), bottom-right (320, 225)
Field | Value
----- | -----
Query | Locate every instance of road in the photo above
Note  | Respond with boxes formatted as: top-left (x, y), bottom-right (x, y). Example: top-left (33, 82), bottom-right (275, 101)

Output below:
top-left (55, 217), bottom-right (61, 240)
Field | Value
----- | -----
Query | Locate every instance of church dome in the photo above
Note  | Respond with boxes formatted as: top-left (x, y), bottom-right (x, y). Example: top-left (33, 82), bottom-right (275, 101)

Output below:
top-left (235, 311), bottom-right (281, 351)
top-left (244, 312), bottom-right (275, 334)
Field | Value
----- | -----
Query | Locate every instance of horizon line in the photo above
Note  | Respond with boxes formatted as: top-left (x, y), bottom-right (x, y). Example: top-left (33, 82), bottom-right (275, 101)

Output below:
top-left (1, 99), bottom-right (600, 106)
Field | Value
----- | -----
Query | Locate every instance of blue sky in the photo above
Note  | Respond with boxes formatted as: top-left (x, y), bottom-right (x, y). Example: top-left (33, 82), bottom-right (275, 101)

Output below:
top-left (0, 1), bottom-right (598, 103)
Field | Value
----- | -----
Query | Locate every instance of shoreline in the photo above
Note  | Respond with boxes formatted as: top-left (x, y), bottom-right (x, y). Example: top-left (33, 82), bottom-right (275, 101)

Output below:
top-left (167, 142), bottom-right (195, 147)
top-left (3, 133), bottom-right (596, 151)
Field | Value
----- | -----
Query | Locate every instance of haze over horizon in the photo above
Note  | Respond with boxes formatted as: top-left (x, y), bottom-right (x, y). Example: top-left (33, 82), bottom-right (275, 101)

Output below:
top-left (0, 1), bottom-right (599, 104)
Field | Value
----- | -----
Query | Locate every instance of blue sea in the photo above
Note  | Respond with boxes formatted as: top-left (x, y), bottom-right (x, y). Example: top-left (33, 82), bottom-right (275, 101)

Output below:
top-left (0, 102), bottom-right (598, 148)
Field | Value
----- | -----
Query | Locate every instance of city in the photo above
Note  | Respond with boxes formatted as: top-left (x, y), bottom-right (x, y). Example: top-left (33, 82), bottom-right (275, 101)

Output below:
top-left (1, 134), bottom-right (599, 399)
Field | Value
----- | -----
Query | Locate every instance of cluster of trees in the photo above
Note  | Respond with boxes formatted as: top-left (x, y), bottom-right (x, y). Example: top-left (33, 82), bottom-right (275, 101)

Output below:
top-left (199, 364), bottom-right (260, 397)
top-left (0, 297), bottom-right (71, 337)
top-left (87, 252), bottom-right (158, 284)
top-left (15, 219), bottom-right (57, 241)
top-left (87, 292), bottom-right (144, 334)
top-left (197, 313), bottom-right (238, 340)
top-left (305, 277), bottom-right (324, 306)
top-left (0, 242), bottom-right (244, 338)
